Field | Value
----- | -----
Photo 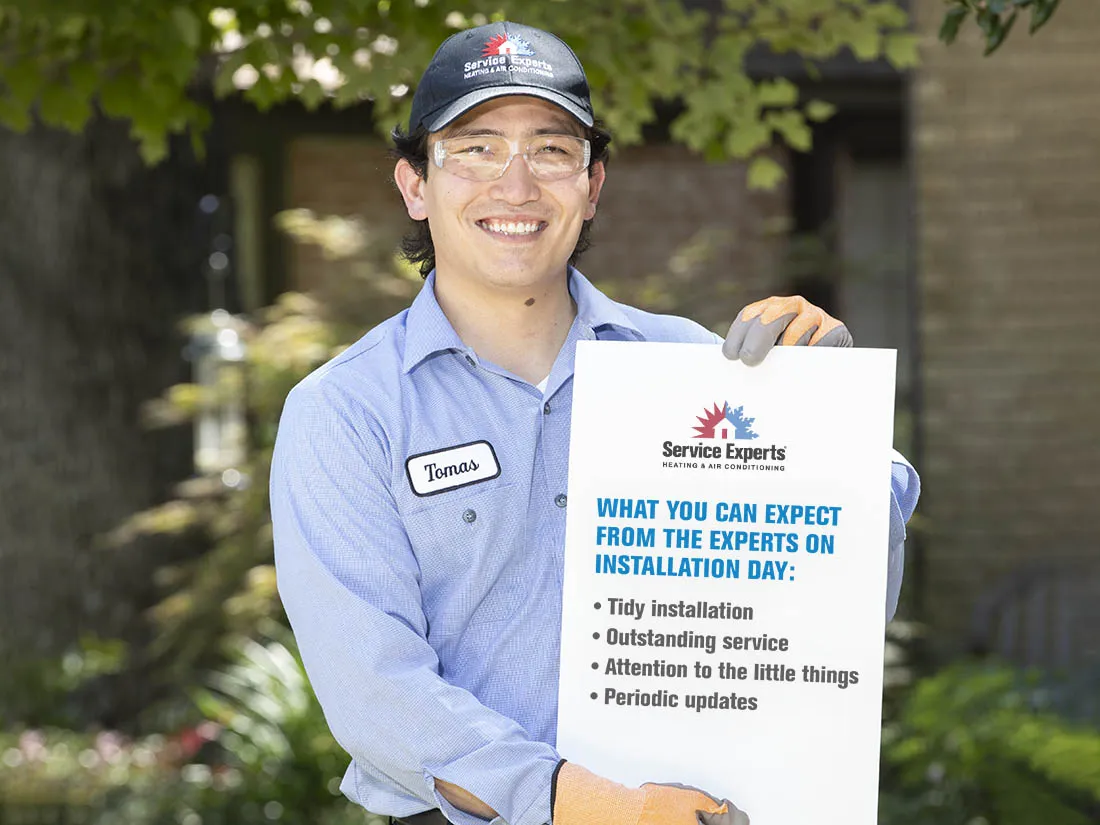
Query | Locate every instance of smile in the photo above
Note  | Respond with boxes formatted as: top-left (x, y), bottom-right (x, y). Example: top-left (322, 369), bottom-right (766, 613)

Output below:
top-left (476, 219), bottom-right (546, 236)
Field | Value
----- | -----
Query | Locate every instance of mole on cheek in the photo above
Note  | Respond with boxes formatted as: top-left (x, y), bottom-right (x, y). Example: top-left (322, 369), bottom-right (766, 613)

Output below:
top-left (525, 298), bottom-right (536, 307)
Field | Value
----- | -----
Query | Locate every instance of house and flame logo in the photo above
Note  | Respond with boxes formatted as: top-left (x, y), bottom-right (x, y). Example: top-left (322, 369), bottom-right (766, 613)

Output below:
top-left (482, 32), bottom-right (535, 57)
top-left (692, 402), bottom-right (759, 440)
top-left (662, 401), bottom-right (785, 468)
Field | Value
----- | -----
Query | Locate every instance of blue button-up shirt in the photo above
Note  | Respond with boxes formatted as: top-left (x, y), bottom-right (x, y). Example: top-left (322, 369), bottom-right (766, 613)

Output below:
top-left (271, 269), bottom-right (920, 825)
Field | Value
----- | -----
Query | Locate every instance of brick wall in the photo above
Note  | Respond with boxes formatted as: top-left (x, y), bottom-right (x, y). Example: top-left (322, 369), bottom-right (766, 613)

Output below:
top-left (285, 138), bottom-right (407, 293)
top-left (284, 137), bottom-right (790, 335)
top-left (912, 0), bottom-right (1100, 644)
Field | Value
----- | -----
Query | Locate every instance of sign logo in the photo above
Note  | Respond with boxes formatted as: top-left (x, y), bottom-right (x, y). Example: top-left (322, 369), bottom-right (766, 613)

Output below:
top-left (482, 32), bottom-right (535, 57)
top-left (692, 402), bottom-right (759, 440)
top-left (660, 401), bottom-right (786, 471)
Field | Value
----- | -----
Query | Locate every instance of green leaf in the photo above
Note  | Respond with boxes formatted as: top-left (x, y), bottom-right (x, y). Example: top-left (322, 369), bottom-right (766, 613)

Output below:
top-left (299, 78), bottom-right (327, 110)
top-left (55, 15), bottom-right (88, 41)
top-left (723, 119), bottom-right (771, 159)
top-left (133, 126), bottom-right (169, 164)
top-left (38, 83), bottom-right (92, 131)
top-left (984, 12), bottom-right (1017, 55)
top-left (3, 56), bottom-right (44, 107)
top-left (755, 77), bottom-right (798, 107)
top-left (939, 6), bottom-right (969, 45)
top-left (747, 155), bottom-right (785, 190)
top-left (171, 7), bottom-right (202, 49)
top-left (863, 3), bottom-right (910, 29)
top-left (848, 21), bottom-right (881, 61)
top-left (0, 92), bottom-right (31, 132)
top-left (884, 33), bottom-right (920, 69)
top-left (804, 99), bottom-right (836, 123)
top-left (977, 10), bottom-right (999, 37)
top-left (98, 74), bottom-right (139, 118)
top-left (766, 109), bottom-right (811, 152)
top-left (66, 61), bottom-right (99, 97)
top-left (1030, 0), bottom-right (1061, 34)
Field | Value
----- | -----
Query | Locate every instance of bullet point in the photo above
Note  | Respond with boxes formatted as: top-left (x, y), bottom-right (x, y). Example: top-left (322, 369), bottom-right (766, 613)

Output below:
top-left (594, 601), bottom-right (601, 609)
top-left (590, 692), bottom-right (597, 700)
top-left (591, 662), bottom-right (599, 670)
top-left (592, 632), bottom-right (600, 640)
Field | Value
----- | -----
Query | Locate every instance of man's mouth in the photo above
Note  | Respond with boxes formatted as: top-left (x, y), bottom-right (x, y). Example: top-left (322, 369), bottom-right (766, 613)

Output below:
top-left (476, 219), bottom-right (546, 236)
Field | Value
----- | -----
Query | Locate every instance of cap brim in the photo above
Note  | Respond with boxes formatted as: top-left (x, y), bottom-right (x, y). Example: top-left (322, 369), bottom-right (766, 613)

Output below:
top-left (423, 86), bottom-right (594, 132)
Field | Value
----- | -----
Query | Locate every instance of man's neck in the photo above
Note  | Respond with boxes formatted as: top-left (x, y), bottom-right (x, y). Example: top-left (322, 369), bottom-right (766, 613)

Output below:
top-left (433, 269), bottom-right (577, 385)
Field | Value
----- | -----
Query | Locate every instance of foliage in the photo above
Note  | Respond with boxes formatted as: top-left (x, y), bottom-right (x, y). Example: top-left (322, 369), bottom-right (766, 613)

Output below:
top-left (179, 626), bottom-right (376, 825)
top-left (0, 726), bottom-right (173, 817)
top-left (107, 214), bottom-right (418, 693)
top-left (0, 636), bottom-right (128, 729)
top-left (0, 0), bottom-right (926, 185)
top-left (879, 660), bottom-right (1100, 825)
top-left (939, 0), bottom-right (1062, 55)
top-left (0, 630), bottom-right (384, 825)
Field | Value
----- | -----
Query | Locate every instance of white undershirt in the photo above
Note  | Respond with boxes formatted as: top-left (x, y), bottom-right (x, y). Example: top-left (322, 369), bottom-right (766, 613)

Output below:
top-left (536, 376), bottom-right (549, 394)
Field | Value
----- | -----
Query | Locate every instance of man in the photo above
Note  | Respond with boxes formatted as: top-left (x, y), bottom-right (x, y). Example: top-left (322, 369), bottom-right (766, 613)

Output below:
top-left (271, 20), bottom-right (920, 825)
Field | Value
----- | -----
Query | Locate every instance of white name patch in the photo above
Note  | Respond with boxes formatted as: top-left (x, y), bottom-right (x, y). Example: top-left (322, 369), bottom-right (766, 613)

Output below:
top-left (405, 440), bottom-right (501, 497)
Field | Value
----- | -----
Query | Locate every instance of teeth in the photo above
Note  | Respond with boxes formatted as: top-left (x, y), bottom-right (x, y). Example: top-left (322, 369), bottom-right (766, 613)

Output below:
top-left (481, 220), bottom-right (541, 235)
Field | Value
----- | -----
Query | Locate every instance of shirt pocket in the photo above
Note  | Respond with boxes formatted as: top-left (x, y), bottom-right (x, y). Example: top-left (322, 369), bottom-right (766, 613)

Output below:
top-left (402, 481), bottom-right (529, 640)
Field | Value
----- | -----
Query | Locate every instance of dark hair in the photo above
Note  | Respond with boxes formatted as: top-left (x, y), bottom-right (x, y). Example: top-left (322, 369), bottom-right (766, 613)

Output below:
top-left (391, 119), bottom-right (613, 277)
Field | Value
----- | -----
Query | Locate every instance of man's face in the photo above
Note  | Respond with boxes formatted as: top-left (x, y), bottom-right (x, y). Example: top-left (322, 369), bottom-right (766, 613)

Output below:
top-left (395, 96), bottom-right (606, 293)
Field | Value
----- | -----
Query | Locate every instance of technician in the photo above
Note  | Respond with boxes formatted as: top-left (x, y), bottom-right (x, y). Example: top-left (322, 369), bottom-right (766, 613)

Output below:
top-left (272, 20), bottom-right (919, 825)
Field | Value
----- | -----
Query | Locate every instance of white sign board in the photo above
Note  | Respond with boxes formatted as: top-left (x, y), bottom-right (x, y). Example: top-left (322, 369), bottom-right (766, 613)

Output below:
top-left (558, 342), bottom-right (897, 825)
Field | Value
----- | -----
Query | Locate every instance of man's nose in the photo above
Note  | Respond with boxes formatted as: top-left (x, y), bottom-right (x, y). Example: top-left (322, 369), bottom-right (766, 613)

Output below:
top-left (490, 152), bottom-right (541, 203)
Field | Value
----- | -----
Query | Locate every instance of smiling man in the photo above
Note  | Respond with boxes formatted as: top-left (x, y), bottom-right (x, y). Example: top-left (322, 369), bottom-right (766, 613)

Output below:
top-left (271, 20), bottom-right (919, 825)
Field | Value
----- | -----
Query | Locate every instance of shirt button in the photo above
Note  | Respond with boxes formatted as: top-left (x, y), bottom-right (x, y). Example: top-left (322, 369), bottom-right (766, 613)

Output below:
top-left (543, 402), bottom-right (551, 415)
top-left (465, 355), bottom-right (475, 366)
top-left (555, 494), bottom-right (568, 508)
top-left (462, 509), bottom-right (477, 523)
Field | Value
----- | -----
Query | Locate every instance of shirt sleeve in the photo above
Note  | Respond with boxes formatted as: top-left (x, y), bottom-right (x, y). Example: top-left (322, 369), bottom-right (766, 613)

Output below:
top-left (270, 379), bottom-right (560, 825)
top-left (886, 449), bottom-right (921, 623)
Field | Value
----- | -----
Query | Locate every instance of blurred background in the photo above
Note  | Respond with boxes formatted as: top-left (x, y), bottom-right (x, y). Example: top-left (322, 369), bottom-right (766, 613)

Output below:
top-left (1, 0), bottom-right (1098, 823)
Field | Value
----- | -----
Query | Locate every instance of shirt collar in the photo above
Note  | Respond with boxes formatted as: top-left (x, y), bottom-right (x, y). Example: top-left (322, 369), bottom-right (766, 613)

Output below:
top-left (568, 267), bottom-right (644, 340)
top-left (401, 267), bottom-right (644, 374)
top-left (402, 271), bottom-right (468, 373)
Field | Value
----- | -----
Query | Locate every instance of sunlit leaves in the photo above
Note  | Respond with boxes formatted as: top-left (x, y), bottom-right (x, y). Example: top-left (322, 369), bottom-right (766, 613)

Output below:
top-left (747, 155), bottom-right (785, 190)
top-left (884, 32), bottom-right (919, 68)
top-left (0, 0), bottom-right (924, 179)
top-left (765, 109), bottom-right (811, 152)
top-left (804, 98), bottom-right (836, 122)
top-left (0, 1), bottom-right (1055, 183)
top-left (884, 662), bottom-right (1100, 822)
top-left (756, 78), bottom-right (799, 108)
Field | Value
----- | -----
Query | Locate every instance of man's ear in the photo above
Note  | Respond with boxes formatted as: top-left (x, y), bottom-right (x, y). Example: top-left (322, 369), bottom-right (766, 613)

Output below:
top-left (584, 160), bottom-right (606, 221)
top-left (394, 159), bottom-right (428, 221)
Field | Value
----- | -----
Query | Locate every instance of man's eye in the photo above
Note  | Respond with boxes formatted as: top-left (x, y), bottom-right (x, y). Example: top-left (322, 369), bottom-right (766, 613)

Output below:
top-left (455, 143), bottom-right (495, 156)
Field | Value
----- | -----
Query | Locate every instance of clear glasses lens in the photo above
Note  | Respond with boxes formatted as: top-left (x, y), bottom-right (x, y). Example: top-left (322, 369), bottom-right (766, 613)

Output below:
top-left (434, 135), bottom-right (591, 181)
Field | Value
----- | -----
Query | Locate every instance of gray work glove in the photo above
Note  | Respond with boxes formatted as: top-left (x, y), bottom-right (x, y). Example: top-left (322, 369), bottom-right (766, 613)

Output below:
top-left (656, 783), bottom-right (751, 825)
top-left (723, 295), bottom-right (853, 367)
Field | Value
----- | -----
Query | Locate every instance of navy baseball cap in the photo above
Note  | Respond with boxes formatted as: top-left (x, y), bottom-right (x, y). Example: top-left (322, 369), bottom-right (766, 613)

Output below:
top-left (408, 21), bottom-right (594, 133)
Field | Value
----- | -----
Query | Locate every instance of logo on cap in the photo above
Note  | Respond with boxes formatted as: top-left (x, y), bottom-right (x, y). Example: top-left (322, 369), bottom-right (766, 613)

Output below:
top-left (482, 32), bottom-right (535, 57)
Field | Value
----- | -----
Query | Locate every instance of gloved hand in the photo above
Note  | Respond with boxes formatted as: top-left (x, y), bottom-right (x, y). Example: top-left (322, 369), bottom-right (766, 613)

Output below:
top-left (723, 295), bottom-right (852, 367)
top-left (552, 761), bottom-right (750, 825)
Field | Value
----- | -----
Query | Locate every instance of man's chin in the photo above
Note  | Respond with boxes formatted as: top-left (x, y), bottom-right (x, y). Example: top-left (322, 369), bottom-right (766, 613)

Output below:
top-left (478, 261), bottom-right (569, 290)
